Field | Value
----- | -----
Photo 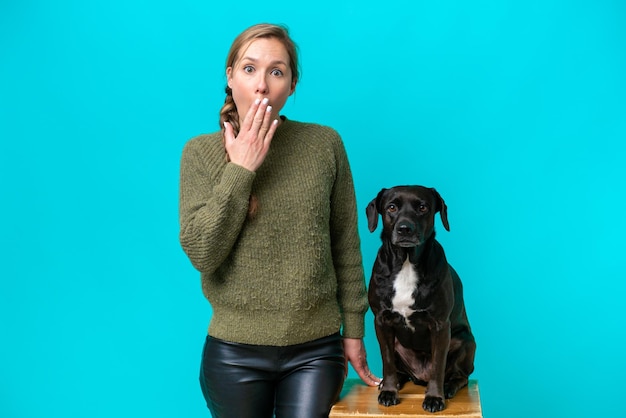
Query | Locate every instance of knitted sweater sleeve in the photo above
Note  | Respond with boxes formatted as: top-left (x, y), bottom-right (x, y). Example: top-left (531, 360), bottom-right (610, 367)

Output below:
top-left (329, 134), bottom-right (369, 339)
top-left (179, 136), bottom-right (256, 274)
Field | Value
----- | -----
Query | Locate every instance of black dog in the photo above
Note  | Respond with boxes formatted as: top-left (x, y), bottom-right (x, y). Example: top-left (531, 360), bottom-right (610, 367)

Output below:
top-left (366, 186), bottom-right (476, 413)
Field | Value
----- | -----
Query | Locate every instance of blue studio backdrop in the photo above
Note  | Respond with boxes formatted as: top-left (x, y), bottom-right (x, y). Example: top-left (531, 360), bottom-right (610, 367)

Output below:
top-left (1, 1), bottom-right (625, 417)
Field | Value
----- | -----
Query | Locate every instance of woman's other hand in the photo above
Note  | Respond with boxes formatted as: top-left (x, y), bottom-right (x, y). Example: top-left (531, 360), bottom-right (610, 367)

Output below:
top-left (342, 338), bottom-right (381, 387)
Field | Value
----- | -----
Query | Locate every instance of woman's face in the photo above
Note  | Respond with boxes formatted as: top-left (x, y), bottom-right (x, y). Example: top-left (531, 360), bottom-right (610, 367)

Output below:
top-left (227, 37), bottom-right (296, 124)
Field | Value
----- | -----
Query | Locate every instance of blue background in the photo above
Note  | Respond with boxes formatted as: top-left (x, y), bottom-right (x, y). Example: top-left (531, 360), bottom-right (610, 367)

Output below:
top-left (1, 1), bottom-right (625, 417)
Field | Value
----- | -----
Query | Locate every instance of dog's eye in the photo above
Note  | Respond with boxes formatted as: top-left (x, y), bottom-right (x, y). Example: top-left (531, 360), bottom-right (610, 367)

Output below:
top-left (387, 204), bottom-right (397, 213)
top-left (418, 204), bottom-right (428, 213)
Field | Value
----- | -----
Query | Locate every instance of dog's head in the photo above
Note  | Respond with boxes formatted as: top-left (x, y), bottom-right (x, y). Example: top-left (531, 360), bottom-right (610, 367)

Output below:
top-left (366, 186), bottom-right (449, 247)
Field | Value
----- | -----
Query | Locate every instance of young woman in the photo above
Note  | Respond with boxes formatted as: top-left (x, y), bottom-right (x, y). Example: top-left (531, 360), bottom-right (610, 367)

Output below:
top-left (179, 23), bottom-right (379, 418)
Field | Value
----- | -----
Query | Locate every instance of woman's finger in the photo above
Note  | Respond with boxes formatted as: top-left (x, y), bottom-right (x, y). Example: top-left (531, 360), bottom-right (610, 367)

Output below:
top-left (264, 119), bottom-right (279, 146)
top-left (257, 104), bottom-right (274, 141)
top-left (223, 121), bottom-right (234, 144)
top-left (240, 98), bottom-right (262, 133)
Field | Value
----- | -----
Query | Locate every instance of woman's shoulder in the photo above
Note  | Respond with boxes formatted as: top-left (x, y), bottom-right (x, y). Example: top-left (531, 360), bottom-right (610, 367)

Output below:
top-left (180, 131), bottom-right (227, 167)
top-left (184, 131), bottom-right (222, 149)
top-left (181, 131), bottom-right (224, 155)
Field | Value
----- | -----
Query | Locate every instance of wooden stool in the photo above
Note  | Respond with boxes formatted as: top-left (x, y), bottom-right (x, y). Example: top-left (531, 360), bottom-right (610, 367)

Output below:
top-left (330, 379), bottom-right (482, 417)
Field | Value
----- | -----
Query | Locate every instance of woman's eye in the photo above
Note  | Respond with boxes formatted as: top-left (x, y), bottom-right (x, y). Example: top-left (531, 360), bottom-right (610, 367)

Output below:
top-left (243, 65), bottom-right (254, 73)
top-left (271, 69), bottom-right (284, 77)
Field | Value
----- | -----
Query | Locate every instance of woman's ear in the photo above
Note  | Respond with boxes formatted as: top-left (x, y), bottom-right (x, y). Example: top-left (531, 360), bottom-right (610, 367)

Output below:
top-left (289, 79), bottom-right (297, 95)
top-left (226, 67), bottom-right (233, 88)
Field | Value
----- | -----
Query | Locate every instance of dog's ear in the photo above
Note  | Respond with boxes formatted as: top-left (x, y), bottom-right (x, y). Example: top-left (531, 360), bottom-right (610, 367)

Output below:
top-left (431, 188), bottom-right (450, 232)
top-left (366, 198), bottom-right (379, 232)
top-left (366, 188), bottom-right (386, 232)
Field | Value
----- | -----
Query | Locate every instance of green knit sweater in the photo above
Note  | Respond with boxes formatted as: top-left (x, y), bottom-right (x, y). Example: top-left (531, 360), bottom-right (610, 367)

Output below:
top-left (179, 118), bottom-right (369, 346)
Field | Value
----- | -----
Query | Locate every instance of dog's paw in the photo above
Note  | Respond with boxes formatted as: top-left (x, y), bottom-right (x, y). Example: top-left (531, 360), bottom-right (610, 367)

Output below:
top-left (444, 378), bottom-right (468, 399)
top-left (444, 386), bottom-right (458, 399)
top-left (378, 390), bottom-right (400, 407)
top-left (422, 395), bottom-right (445, 412)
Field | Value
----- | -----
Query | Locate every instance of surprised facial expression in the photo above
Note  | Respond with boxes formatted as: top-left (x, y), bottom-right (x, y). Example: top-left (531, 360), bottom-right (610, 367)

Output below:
top-left (227, 37), bottom-right (296, 124)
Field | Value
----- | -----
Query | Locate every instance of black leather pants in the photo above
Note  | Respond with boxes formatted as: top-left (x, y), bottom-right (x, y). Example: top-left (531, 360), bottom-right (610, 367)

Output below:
top-left (199, 332), bottom-right (346, 418)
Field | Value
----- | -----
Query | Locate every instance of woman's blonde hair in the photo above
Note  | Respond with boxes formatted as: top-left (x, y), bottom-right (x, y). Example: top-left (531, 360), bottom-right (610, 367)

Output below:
top-left (220, 23), bottom-right (300, 218)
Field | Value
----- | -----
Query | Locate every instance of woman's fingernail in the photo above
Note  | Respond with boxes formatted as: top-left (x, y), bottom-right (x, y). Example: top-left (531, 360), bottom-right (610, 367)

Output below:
top-left (254, 98), bottom-right (261, 105)
top-left (266, 105), bottom-right (272, 113)
top-left (262, 98), bottom-right (269, 105)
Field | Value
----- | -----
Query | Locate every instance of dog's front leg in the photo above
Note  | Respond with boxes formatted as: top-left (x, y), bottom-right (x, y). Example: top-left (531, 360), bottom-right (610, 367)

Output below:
top-left (423, 321), bottom-right (451, 412)
top-left (374, 313), bottom-right (401, 406)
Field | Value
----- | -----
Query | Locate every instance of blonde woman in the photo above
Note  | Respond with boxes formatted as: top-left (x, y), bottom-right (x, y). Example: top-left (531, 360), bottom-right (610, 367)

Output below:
top-left (179, 23), bottom-right (379, 417)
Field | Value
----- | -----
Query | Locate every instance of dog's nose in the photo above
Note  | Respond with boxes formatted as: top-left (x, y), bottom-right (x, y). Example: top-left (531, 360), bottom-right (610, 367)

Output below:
top-left (396, 221), bottom-right (415, 235)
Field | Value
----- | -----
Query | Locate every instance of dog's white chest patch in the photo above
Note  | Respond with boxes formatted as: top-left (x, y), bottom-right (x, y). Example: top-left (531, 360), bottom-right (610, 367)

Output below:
top-left (392, 257), bottom-right (419, 329)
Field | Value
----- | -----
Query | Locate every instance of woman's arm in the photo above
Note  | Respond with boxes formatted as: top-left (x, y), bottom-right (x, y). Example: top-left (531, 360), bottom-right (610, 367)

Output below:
top-left (328, 134), bottom-right (369, 339)
top-left (179, 139), bottom-right (255, 273)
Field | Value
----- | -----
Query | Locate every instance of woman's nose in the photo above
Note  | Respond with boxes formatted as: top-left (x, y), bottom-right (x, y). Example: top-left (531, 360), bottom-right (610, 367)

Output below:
top-left (255, 75), bottom-right (268, 94)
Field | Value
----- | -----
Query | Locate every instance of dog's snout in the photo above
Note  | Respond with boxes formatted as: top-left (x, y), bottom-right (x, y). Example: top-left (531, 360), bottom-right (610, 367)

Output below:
top-left (396, 221), bottom-right (415, 235)
top-left (391, 219), bottom-right (420, 247)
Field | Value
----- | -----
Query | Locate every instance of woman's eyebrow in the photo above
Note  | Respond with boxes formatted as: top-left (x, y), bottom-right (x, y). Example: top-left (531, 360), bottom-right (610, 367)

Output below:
top-left (240, 56), bottom-right (288, 67)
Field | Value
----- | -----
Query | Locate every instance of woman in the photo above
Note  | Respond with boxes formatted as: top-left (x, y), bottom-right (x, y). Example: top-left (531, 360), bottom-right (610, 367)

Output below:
top-left (179, 23), bottom-right (379, 417)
